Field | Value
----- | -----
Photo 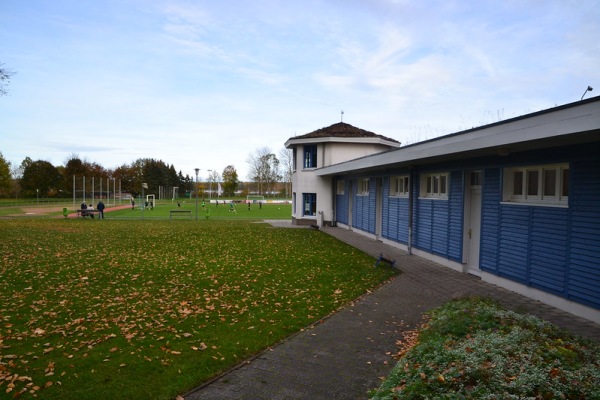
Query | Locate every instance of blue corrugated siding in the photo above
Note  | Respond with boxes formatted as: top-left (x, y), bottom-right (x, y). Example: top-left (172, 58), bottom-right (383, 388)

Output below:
top-left (448, 171), bottom-right (463, 261)
top-left (431, 202), bottom-right (448, 256)
top-left (382, 177), bottom-right (390, 237)
top-left (336, 180), bottom-right (349, 225)
top-left (567, 159), bottom-right (600, 308)
top-left (333, 147), bottom-right (600, 310)
top-left (498, 205), bottom-right (530, 283)
top-left (480, 168), bottom-right (500, 272)
top-left (415, 200), bottom-right (433, 250)
top-left (480, 159), bottom-right (600, 309)
top-left (336, 194), bottom-right (348, 224)
top-left (384, 197), bottom-right (409, 243)
top-left (530, 208), bottom-right (568, 294)
top-left (414, 170), bottom-right (463, 259)
top-left (368, 181), bottom-right (376, 233)
top-left (352, 178), bottom-right (376, 234)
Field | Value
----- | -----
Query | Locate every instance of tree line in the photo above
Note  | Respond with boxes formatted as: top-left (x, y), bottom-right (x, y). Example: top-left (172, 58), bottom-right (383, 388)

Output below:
top-left (0, 147), bottom-right (293, 199)
top-left (0, 154), bottom-right (199, 199)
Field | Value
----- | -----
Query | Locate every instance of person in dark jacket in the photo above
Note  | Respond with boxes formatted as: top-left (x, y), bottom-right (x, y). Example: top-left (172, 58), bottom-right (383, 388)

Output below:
top-left (97, 200), bottom-right (105, 219)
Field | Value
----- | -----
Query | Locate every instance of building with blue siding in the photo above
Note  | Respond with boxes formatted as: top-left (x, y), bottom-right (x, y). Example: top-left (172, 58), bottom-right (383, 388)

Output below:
top-left (286, 98), bottom-right (600, 323)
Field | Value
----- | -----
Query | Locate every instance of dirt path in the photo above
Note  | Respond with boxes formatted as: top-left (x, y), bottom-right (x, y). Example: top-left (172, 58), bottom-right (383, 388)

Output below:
top-left (1, 204), bottom-right (132, 218)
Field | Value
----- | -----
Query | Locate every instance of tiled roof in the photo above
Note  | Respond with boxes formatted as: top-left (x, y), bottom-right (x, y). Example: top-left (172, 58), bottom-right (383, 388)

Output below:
top-left (292, 122), bottom-right (400, 143)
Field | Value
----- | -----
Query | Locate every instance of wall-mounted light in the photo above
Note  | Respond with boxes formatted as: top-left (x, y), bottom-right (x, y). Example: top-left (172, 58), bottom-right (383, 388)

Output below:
top-left (581, 86), bottom-right (593, 100)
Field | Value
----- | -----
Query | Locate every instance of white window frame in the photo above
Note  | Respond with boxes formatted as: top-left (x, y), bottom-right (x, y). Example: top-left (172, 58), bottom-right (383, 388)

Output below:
top-left (336, 180), bottom-right (345, 195)
top-left (358, 179), bottom-right (370, 196)
top-left (303, 145), bottom-right (317, 169)
top-left (502, 163), bottom-right (569, 207)
top-left (390, 175), bottom-right (409, 197)
top-left (420, 172), bottom-right (449, 199)
top-left (302, 192), bottom-right (317, 216)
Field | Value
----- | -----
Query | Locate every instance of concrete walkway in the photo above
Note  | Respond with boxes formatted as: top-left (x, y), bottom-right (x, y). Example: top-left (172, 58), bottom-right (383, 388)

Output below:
top-left (184, 224), bottom-right (600, 400)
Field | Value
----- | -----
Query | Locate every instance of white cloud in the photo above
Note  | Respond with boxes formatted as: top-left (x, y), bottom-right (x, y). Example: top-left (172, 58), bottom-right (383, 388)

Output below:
top-left (1, 0), bottom-right (599, 181)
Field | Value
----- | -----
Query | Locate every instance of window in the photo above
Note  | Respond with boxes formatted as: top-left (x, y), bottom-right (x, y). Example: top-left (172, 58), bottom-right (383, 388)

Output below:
top-left (470, 171), bottom-right (482, 187)
top-left (302, 193), bottom-right (317, 216)
top-left (292, 192), bottom-right (296, 215)
top-left (336, 180), bottom-right (345, 195)
top-left (420, 173), bottom-right (449, 199)
top-left (303, 145), bottom-right (317, 169)
top-left (292, 148), bottom-right (297, 172)
top-left (503, 164), bottom-right (569, 206)
top-left (390, 176), bottom-right (409, 197)
top-left (359, 179), bottom-right (370, 196)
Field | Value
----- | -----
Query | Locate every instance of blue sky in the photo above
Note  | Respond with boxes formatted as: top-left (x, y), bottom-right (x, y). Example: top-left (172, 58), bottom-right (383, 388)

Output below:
top-left (1, 0), bottom-right (599, 180)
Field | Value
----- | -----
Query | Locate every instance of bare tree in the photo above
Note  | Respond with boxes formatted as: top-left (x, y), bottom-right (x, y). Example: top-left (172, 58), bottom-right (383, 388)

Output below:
top-left (247, 147), bottom-right (269, 194)
top-left (278, 147), bottom-right (293, 198)
top-left (207, 169), bottom-right (221, 197)
top-left (0, 63), bottom-right (15, 96)
top-left (247, 147), bottom-right (280, 196)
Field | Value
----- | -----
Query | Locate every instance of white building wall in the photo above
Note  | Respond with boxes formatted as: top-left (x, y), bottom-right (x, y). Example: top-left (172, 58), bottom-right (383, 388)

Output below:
top-left (323, 143), bottom-right (394, 166)
top-left (291, 141), bottom-right (394, 225)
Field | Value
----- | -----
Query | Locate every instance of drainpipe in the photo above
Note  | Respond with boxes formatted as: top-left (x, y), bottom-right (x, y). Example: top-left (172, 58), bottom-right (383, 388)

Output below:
top-left (332, 177), bottom-right (337, 227)
top-left (408, 166), bottom-right (414, 255)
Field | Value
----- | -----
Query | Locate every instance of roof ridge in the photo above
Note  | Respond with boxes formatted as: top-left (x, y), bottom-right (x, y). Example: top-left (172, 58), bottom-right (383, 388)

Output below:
top-left (291, 122), bottom-right (400, 143)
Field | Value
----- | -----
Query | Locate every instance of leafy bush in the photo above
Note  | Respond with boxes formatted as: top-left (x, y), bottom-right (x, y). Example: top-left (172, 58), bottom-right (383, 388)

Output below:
top-left (370, 297), bottom-right (600, 399)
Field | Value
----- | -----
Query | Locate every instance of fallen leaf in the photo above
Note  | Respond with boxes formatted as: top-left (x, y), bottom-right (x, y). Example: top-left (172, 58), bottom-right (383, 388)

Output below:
top-left (33, 328), bottom-right (46, 336)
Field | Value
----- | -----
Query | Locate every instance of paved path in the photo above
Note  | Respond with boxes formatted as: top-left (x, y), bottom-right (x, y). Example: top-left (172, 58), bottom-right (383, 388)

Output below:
top-left (184, 224), bottom-right (600, 400)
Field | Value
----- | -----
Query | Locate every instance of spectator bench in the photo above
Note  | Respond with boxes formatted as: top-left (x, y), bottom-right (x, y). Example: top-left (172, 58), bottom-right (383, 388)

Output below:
top-left (76, 209), bottom-right (101, 218)
top-left (170, 210), bottom-right (192, 219)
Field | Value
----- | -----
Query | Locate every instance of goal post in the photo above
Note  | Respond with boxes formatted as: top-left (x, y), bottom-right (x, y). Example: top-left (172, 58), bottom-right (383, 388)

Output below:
top-left (246, 195), bottom-right (265, 203)
top-left (146, 194), bottom-right (155, 209)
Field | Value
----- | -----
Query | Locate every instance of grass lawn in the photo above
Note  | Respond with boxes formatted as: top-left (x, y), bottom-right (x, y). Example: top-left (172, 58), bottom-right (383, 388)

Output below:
top-left (0, 218), bottom-right (397, 399)
top-left (107, 200), bottom-right (292, 220)
top-left (370, 297), bottom-right (600, 399)
top-left (0, 200), bottom-right (292, 220)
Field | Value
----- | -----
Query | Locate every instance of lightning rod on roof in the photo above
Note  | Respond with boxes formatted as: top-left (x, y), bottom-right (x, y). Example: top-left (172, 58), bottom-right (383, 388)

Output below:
top-left (341, 110), bottom-right (344, 122)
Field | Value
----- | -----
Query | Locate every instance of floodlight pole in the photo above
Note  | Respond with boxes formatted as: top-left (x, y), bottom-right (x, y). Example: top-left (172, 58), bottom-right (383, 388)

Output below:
top-left (194, 168), bottom-right (200, 220)
top-left (208, 169), bottom-right (213, 200)
top-left (142, 183), bottom-right (147, 220)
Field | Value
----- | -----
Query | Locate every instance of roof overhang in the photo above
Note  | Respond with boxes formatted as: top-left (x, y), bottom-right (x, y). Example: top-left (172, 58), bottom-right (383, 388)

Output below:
top-left (316, 98), bottom-right (600, 176)
top-left (284, 136), bottom-right (401, 149)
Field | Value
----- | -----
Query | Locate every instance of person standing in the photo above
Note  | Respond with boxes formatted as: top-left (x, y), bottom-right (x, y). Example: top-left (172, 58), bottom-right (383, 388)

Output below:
top-left (97, 200), bottom-right (105, 219)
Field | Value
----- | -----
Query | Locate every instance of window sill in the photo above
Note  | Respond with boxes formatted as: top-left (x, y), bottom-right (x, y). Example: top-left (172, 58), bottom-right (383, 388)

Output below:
top-left (500, 201), bottom-right (568, 209)
top-left (418, 196), bottom-right (448, 201)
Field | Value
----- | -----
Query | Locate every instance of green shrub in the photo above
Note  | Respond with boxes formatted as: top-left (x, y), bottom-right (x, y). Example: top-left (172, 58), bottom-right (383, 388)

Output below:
top-left (371, 297), bottom-right (600, 400)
